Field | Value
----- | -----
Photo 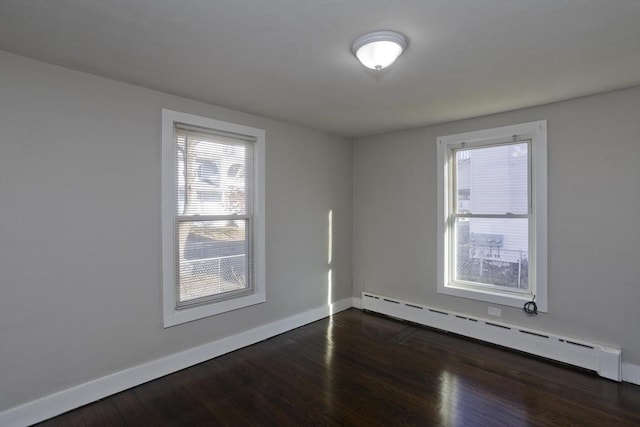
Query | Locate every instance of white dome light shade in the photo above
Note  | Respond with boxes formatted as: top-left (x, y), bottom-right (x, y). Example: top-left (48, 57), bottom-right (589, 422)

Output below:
top-left (352, 30), bottom-right (408, 70)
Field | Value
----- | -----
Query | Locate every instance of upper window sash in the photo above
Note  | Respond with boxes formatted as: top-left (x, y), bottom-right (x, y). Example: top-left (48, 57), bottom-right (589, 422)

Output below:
top-left (448, 139), bottom-right (532, 217)
top-left (175, 125), bottom-right (255, 218)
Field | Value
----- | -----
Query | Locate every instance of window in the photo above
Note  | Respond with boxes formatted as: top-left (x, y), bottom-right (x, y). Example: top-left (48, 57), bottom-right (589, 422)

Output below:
top-left (437, 121), bottom-right (547, 311)
top-left (162, 109), bottom-right (265, 327)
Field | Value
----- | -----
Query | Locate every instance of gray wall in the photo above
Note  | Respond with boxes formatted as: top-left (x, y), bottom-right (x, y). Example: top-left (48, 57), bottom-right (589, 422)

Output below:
top-left (0, 51), bottom-right (353, 410)
top-left (1, 48), bottom-right (638, 412)
top-left (353, 87), bottom-right (640, 366)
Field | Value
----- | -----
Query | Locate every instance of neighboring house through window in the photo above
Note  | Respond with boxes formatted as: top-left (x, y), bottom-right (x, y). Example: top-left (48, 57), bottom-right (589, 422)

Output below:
top-left (162, 109), bottom-right (265, 327)
top-left (437, 121), bottom-right (547, 311)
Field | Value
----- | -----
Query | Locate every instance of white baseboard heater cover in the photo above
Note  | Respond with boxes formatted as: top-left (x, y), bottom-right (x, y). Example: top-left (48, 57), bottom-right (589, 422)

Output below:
top-left (361, 292), bottom-right (621, 381)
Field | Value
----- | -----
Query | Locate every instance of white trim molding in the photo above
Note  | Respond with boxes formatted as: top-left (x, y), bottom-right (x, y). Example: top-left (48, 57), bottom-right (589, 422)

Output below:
top-left (437, 120), bottom-right (548, 311)
top-left (622, 363), bottom-right (640, 386)
top-left (352, 296), bottom-right (363, 309)
top-left (361, 291), bottom-right (622, 382)
top-left (161, 108), bottom-right (267, 327)
top-left (0, 298), bottom-right (353, 427)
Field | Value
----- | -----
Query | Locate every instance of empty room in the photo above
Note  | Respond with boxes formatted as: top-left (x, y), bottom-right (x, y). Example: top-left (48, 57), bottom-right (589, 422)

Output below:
top-left (0, 1), bottom-right (639, 426)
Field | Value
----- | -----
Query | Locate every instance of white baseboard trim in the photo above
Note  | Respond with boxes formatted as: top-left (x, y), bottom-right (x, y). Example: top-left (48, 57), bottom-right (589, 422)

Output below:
top-left (358, 295), bottom-right (640, 386)
top-left (352, 296), bottom-right (362, 309)
top-left (622, 363), bottom-right (640, 385)
top-left (361, 291), bottom-right (622, 382)
top-left (0, 298), bottom-right (353, 427)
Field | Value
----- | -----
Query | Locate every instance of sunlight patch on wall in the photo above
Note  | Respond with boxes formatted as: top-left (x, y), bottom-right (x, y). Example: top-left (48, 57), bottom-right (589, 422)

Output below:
top-left (328, 210), bottom-right (333, 311)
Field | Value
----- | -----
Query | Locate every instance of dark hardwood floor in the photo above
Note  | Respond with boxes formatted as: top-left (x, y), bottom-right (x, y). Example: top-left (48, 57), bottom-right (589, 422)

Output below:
top-left (36, 308), bottom-right (640, 426)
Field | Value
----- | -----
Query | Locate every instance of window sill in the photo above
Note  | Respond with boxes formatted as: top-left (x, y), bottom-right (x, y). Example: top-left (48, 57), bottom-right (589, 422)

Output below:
top-left (438, 282), bottom-right (547, 312)
top-left (163, 291), bottom-right (265, 328)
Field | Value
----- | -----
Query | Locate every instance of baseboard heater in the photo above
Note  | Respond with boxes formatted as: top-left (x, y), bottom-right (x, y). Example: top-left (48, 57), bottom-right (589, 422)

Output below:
top-left (361, 292), bottom-right (621, 381)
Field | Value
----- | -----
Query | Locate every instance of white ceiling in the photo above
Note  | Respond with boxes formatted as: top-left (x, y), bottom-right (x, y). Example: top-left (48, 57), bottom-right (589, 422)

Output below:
top-left (1, 0), bottom-right (639, 138)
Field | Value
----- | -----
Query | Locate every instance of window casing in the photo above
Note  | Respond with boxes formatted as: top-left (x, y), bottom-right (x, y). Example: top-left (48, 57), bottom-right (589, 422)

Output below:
top-left (162, 109), bottom-right (265, 327)
top-left (437, 121), bottom-right (547, 311)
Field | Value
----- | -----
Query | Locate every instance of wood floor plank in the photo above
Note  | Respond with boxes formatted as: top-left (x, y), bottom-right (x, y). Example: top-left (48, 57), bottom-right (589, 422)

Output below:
top-left (34, 309), bottom-right (640, 426)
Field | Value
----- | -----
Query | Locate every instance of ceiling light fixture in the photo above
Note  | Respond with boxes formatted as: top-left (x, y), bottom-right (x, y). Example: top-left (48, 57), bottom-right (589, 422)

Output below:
top-left (352, 30), bottom-right (408, 70)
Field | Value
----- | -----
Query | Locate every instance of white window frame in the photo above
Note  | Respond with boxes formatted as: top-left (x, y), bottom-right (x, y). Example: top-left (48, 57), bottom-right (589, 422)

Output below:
top-left (162, 109), bottom-right (265, 327)
top-left (437, 121), bottom-right (547, 312)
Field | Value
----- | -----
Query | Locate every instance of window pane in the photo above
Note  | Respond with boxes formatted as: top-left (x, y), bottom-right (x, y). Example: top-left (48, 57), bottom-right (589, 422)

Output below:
top-left (454, 217), bottom-right (528, 290)
top-left (177, 220), bottom-right (249, 304)
top-left (176, 127), bottom-right (252, 216)
top-left (455, 142), bottom-right (528, 215)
